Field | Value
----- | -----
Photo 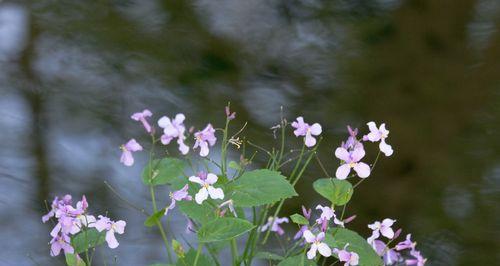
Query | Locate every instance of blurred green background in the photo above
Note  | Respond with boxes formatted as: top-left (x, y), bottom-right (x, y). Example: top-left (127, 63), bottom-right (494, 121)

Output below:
top-left (0, 0), bottom-right (499, 265)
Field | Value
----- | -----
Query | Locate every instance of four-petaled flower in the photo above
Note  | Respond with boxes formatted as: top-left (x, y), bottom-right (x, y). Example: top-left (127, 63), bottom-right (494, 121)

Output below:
top-left (367, 218), bottom-right (396, 244)
top-left (364, 122), bottom-right (393, 156)
top-left (120, 139), bottom-right (143, 166)
top-left (334, 245), bottom-right (360, 266)
top-left (94, 215), bottom-right (126, 249)
top-left (303, 230), bottom-right (331, 259)
top-left (193, 124), bottom-right (217, 157)
top-left (189, 172), bottom-right (224, 204)
top-left (158, 113), bottom-right (189, 155)
top-left (395, 234), bottom-right (417, 251)
top-left (291, 117), bottom-right (322, 147)
top-left (334, 145), bottom-right (370, 179)
top-left (165, 184), bottom-right (192, 216)
top-left (406, 249), bottom-right (427, 266)
top-left (371, 240), bottom-right (402, 265)
top-left (316, 205), bottom-right (344, 227)
top-left (50, 234), bottom-right (74, 257)
top-left (131, 109), bottom-right (153, 133)
top-left (261, 216), bottom-right (289, 235)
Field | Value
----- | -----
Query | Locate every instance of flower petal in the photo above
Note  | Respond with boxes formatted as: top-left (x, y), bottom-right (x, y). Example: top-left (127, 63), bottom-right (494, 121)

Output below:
top-left (317, 242), bottom-right (332, 257)
top-left (353, 162), bottom-right (370, 178)
top-left (195, 187), bottom-right (209, 204)
top-left (307, 244), bottom-right (318, 260)
top-left (379, 139), bottom-right (393, 156)
top-left (310, 123), bottom-right (322, 136)
top-left (188, 176), bottom-right (205, 185)
top-left (105, 230), bottom-right (119, 249)
top-left (205, 173), bottom-right (218, 185)
top-left (335, 147), bottom-right (350, 161)
top-left (207, 186), bottom-right (224, 200)
top-left (335, 164), bottom-right (351, 180)
top-left (303, 230), bottom-right (316, 243)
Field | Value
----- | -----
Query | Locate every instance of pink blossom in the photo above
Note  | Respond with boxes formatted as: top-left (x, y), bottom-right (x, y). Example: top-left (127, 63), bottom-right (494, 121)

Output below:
top-left (189, 173), bottom-right (224, 204)
top-left (291, 117), bottom-right (322, 147)
top-left (158, 114), bottom-right (189, 155)
top-left (367, 218), bottom-right (396, 244)
top-left (165, 184), bottom-right (192, 216)
top-left (261, 217), bottom-right (289, 235)
top-left (334, 145), bottom-right (370, 179)
top-left (50, 234), bottom-right (74, 257)
top-left (316, 205), bottom-right (344, 227)
top-left (131, 109), bottom-right (153, 133)
top-left (334, 245), bottom-right (359, 266)
top-left (364, 122), bottom-right (393, 156)
top-left (303, 230), bottom-right (331, 259)
top-left (120, 139), bottom-right (143, 166)
top-left (395, 234), bottom-right (417, 251)
top-left (193, 124), bottom-right (217, 157)
top-left (94, 215), bottom-right (126, 249)
top-left (406, 249), bottom-right (427, 266)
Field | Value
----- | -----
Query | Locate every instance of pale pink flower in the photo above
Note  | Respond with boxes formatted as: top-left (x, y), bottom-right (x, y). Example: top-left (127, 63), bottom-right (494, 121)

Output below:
top-left (364, 122), bottom-right (393, 156)
top-left (303, 230), bottom-right (331, 259)
top-left (120, 139), bottom-right (143, 166)
top-left (131, 109), bottom-right (153, 133)
top-left (334, 145), bottom-right (370, 179)
top-left (291, 117), bottom-right (322, 147)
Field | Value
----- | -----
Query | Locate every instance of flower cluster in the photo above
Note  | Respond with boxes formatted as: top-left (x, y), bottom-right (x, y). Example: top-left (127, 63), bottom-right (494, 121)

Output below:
top-left (334, 122), bottom-right (393, 180)
top-left (42, 195), bottom-right (126, 257)
top-left (367, 219), bottom-right (427, 265)
top-left (121, 110), bottom-right (218, 166)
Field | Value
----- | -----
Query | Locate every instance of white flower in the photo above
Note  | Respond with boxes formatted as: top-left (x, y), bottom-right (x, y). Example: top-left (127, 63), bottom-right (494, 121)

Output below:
top-left (189, 173), bottom-right (224, 204)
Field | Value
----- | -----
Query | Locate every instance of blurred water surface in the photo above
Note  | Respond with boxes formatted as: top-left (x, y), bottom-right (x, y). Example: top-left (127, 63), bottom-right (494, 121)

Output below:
top-left (0, 0), bottom-right (499, 265)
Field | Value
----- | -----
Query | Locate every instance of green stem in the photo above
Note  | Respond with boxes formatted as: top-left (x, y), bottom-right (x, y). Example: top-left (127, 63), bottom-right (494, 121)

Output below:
top-left (194, 243), bottom-right (203, 266)
top-left (150, 185), bottom-right (173, 263)
top-left (231, 239), bottom-right (239, 266)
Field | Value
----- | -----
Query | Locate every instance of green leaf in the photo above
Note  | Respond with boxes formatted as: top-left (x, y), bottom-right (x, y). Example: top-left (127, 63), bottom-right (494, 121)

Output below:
top-left (142, 158), bottom-right (184, 186)
top-left (255, 251), bottom-right (284, 261)
top-left (178, 200), bottom-right (216, 224)
top-left (176, 248), bottom-right (215, 266)
top-left (144, 209), bottom-right (165, 227)
top-left (197, 217), bottom-right (254, 242)
top-left (324, 228), bottom-right (383, 266)
top-left (65, 253), bottom-right (86, 266)
top-left (313, 178), bottom-right (353, 206)
top-left (230, 169), bottom-right (297, 207)
top-left (277, 255), bottom-right (316, 266)
top-left (71, 228), bottom-right (106, 254)
top-left (290, 214), bottom-right (309, 225)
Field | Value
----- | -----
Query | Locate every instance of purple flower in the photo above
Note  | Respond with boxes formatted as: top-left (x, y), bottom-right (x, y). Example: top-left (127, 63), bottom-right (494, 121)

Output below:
top-left (42, 195), bottom-right (72, 223)
top-left (189, 173), bottom-right (224, 204)
top-left (364, 122), bottom-right (393, 156)
top-left (50, 234), bottom-right (74, 257)
top-left (94, 215), bottom-right (126, 249)
top-left (225, 105), bottom-right (236, 120)
top-left (165, 184), bottom-right (192, 216)
top-left (294, 225), bottom-right (309, 240)
top-left (158, 114), bottom-right (189, 155)
top-left (316, 205), bottom-right (344, 227)
top-left (371, 240), bottom-right (402, 265)
top-left (406, 249), bottom-right (427, 266)
top-left (302, 205), bottom-right (312, 219)
top-left (334, 145), bottom-right (370, 179)
top-left (334, 246), bottom-right (359, 266)
top-left (261, 216), bottom-right (289, 235)
top-left (193, 124), bottom-right (217, 157)
top-left (367, 218), bottom-right (396, 244)
top-left (291, 117), bottom-right (322, 147)
top-left (120, 139), bottom-right (143, 166)
top-left (342, 126), bottom-right (362, 150)
top-left (303, 230), bottom-right (331, 259)
top-left (395, 234), bottom-right (417, 251)
top-left (131, 109), bottom-right (153, 133)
